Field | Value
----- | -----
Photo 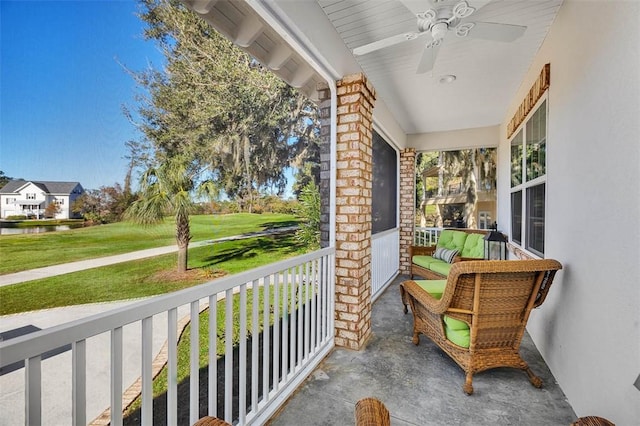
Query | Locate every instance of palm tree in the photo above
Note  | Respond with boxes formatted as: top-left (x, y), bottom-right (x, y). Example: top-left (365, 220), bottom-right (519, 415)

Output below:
top-left (126, 157), bottom-right (196, 273)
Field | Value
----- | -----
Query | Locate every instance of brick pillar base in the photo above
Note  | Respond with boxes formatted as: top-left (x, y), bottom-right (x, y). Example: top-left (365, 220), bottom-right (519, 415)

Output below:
top-left (334, 73), bottom-right (376, 350)
top-left (399, 149), bottom-right (416, 275)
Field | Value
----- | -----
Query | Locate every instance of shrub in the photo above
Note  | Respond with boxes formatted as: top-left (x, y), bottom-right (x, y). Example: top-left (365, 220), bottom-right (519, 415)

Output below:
top-left (44, 202), bottom-right (61, 219)
top-left (294, 182), bottom-right (320, 250)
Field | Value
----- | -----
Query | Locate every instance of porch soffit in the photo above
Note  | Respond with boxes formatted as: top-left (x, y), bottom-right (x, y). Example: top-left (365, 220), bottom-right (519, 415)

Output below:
top-left (183, 0), bottom-right (329, 102)
top-left (183, 0), bottom-right (563, 137)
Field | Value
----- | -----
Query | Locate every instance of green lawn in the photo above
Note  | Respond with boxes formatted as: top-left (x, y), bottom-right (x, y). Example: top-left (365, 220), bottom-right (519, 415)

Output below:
top-left (0, 232), bottom-right (307, 315)
top-left (0, 213), bottom-right (299, 274)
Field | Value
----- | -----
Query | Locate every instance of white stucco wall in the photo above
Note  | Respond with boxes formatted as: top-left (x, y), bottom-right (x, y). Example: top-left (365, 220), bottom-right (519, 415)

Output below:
top-left (497, 1), bottom-right (640, 422)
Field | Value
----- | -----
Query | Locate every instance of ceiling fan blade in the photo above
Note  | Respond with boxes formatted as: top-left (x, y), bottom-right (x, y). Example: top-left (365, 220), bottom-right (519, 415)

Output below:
top-left (467, 0), bottom-right (491, 11)
top-left (416, 44), bottom-right (441, 74)
top-left (353, 31), bottom-right (427, 56)
top-left (465, 21), bottom-right (526, 42)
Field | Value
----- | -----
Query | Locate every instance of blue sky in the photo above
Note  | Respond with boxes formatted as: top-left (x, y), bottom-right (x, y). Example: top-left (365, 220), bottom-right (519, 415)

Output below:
top-left (1, 0), bottom-right (164, 190)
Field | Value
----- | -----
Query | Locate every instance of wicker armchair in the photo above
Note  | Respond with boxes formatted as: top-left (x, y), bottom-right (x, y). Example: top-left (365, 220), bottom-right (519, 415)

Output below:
top-left (400, 259), bottom-right (562, 395)
top-left (193, 416), bottom-right (232, 426)
top-left (355, 397), bottom-right (390, 426)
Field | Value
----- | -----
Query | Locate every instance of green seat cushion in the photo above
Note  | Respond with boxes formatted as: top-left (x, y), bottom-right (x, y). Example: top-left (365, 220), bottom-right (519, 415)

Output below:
top-left (414, 280), bottom-right (447, 299)
top-left (460, 233), bottom-right (485, 258)
top-left (412, 255), bottom-right (439, 269)
top-left (444, 324), bottom-right (470, 348)
top-left (429, 261), bottom-right (452, 277)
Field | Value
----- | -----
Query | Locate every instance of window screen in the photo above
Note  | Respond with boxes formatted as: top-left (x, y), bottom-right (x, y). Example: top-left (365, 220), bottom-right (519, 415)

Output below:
top-left (372, 131), bottom-right (397, 234)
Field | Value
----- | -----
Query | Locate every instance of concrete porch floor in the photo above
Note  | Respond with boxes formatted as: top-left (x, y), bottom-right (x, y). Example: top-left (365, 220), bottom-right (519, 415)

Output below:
top-left (269, 275), bottom-right (577, 425)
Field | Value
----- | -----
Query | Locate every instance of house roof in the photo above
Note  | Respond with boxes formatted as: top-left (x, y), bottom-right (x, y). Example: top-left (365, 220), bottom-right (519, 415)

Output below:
top-left (0, 180), bottom-right (82, 195)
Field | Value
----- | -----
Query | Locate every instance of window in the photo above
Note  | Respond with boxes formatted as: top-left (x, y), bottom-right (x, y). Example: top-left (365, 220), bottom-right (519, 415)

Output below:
top-left (26, 193), bottom-right (36, 200)
top-left (510, 98), bottom-right (547, 256)
top-left (55, 199), bottom-right (64, 205)
top-left (478, 211), bottom-right (491, 229)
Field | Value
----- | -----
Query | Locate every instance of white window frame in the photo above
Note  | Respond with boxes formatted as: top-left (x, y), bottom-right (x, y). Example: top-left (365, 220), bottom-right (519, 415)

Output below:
top-left (509, 94), bottom-right (548, 257)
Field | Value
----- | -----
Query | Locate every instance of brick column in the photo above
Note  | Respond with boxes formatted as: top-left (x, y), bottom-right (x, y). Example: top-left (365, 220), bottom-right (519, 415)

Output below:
top-left (334, 73), bottom-right (376, 350)
top-left (399, 148), bottom-right (416, 275)
top-left (317, 82), bottom-right (331, 248)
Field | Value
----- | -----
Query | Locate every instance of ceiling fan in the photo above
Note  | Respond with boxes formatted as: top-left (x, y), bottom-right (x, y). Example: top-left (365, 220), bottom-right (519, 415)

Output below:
top-left (352, 0), bottom-right (527, 74)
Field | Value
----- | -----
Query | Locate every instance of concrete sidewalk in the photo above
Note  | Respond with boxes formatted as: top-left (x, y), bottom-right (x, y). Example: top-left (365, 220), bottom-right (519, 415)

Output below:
top-left (0, 226), bottom-right (297, 287)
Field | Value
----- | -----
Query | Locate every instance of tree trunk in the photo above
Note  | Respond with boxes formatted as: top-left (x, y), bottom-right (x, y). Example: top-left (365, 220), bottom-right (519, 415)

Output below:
top-left (437, 152), bottom-right (445, 196)
top-left (177, 245), bottom-right (188, 273)
top-left (463, 150), bottom-right (478, 229)
top-left (176, 212), bottom-right (191, 273)
top-left (419, 174), bottom-right (428, 227)
top-left (435, 204), bottom-right (443, 228)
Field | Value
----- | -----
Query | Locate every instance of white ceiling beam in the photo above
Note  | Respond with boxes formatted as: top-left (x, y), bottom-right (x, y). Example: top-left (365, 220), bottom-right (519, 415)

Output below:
top-left (184, 0), bottom-right (218, 15)
top-left (234, 15), bottom-right (264, 48)
top-left (266, 43), bottom-right (292, 70)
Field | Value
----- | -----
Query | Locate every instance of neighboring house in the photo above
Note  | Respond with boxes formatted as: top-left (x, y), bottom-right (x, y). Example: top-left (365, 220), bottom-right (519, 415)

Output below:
top-left (420, 162), bottom-right (496, 230)
top-left (0, 180), bottom-right (84, 219)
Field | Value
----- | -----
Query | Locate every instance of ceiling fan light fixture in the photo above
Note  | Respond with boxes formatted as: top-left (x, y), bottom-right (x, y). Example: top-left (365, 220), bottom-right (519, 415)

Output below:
top-left (439, 74), bottom-right (457, 84)
top-left (431, 22), bottom-right (449, 42)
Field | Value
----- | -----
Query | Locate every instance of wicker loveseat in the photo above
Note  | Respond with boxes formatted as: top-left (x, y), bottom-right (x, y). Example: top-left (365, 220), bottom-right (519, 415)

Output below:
top-left (411, 229), bottom-right (491, 280)
top-left (400, 259), bottom-right (562, 395)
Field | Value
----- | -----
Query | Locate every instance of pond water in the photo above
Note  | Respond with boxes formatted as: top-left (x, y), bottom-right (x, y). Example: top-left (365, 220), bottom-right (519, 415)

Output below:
top-left (0, 224), bottom-right (85, 235)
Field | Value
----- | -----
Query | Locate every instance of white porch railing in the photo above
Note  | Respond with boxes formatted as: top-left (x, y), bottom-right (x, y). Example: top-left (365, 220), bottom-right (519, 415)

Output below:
top-left (371, 228), bottom-right (399, 301)
top-left (414, 227), bottom-right (443, 246)
top-left (0, 248), bottom-right (335, 426)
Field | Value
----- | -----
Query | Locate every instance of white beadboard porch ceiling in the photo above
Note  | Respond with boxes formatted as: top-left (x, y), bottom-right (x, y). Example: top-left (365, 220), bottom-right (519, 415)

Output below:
top-left (184, 0), bottom-right (563, 135)
top-left (317, 0), bottom-right (563, 134)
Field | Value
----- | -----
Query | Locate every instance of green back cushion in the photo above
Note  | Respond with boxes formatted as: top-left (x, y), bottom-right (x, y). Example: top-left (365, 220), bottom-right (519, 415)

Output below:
top-left (444, 315), bottom-right (468, 330)
top-left (437, 230), bottom-right (468, 251)
top-left (436, 230), bottom-right (455, 249)
top-left (444, 320), bottom-right (470, 347)
top-left (460, 233), bottom-right (485, 258)
top-left (414, 280), bottom-right (447, 299)
top-left (444, 316), bottom-right (470, 347)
